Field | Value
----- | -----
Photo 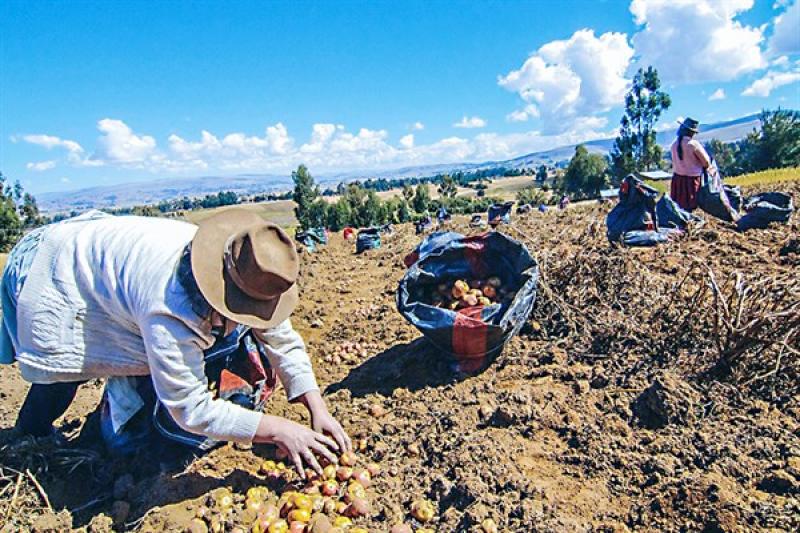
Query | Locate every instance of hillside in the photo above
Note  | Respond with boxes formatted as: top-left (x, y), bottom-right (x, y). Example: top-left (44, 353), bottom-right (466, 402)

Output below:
top-left (38, 114), bottom-right (761, 213)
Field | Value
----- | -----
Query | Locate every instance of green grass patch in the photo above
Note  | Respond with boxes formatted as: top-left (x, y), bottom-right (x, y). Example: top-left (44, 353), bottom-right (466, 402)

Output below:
top-left (725, 167), bottom-right (799, 187)
top-left (643, 179), bottom-right (669, 194)
top-left (644, 167), bottom-right (800, 195)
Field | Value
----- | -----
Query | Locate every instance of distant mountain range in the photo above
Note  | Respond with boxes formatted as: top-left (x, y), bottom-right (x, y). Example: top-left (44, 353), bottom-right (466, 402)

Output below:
top-left (38, 114), bottom-right (761, 213)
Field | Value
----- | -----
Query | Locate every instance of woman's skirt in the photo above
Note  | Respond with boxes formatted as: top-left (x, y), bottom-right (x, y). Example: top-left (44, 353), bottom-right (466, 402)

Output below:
top-left (671, 174), bottom-right (701, 211)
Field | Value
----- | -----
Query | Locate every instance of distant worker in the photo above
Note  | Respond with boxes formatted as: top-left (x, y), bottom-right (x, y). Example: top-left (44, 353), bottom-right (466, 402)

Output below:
top-left (1, 210), bottom-right (350, 475)
top-left (670, 117), bottom-right (715, 211)
top-left (558, 195), bottom-right (570, 210)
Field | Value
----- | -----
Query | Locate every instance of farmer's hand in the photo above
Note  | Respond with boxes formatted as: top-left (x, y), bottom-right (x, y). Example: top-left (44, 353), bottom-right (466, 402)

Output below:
top-left (300, 390), bottom-right (352, 454)
top-left (253, 415), bottom-right (338, 478)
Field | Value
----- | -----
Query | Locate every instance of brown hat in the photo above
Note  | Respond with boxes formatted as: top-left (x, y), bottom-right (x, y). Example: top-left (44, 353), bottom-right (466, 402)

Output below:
top-left (191, 208), bottom-right (299, 329)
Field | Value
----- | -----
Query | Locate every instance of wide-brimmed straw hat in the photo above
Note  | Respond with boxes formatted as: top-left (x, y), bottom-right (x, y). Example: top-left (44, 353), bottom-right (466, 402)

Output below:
top-left (191, 209), bottom-right (299, 329)
top-left (677, 117), bottom-right (700, 133)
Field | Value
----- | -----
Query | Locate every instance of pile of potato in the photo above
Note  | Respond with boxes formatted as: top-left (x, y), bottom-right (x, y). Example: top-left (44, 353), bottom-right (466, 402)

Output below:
top-left (425, 276), bottom-right (514, 310)
top-left (184, 451), bottom-right (445, 533)
top-left (322, 341), bottom-right (379, 366)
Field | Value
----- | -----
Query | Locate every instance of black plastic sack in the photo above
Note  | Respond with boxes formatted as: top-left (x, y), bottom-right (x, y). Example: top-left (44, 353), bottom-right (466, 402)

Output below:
top-left (488, 202), bottom-right (514, 225)
top-left (606, 174), bottom-right (658, 242)
top-left (724, 185), bottom-right (742, 212)
top-left (623, 228), bottom-right (683, 247)
top-left (737, 192), bottom-right (794, 232)
top-left (403, 231), bottom-right (462, 268)
top-left (697, 163), bottom-right (739, 222)
top-left (356, 227), bottom-right (382, 253)
top-left (656, 195), bottom-right (701, 229)
top-left (415, 217), bottom-right (433, 235)
top-left (397, 232), bottom-right (538, 373)
top-left (295, 231), bottom-right (318, 252)
top-left (308, 227), bottom-right (328, 244)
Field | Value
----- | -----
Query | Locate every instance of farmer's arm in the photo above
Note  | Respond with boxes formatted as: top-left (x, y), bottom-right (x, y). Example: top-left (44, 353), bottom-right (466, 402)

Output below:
top-left (140, 313), bottom-right (262, 443)
top-left (254, 319), bottom-right (318, 400)
top-left (255, 320), bottom-right (351, 452)
top-left (690, 140), bottom-right (714, 172)
top-left (141, 314), bottom-right (341, 474)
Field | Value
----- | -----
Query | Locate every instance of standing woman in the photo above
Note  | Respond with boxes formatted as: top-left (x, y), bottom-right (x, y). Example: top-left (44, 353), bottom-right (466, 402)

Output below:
top-left (670, 117), bottom-right (715, 211)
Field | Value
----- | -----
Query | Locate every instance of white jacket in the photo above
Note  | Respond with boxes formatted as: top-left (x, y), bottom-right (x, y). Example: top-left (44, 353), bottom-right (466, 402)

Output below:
top-left (13, 213), bottom-right (317, 443)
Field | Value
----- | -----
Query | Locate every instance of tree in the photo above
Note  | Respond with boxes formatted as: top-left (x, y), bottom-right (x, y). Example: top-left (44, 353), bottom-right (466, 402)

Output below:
top-left (705, 139), bottom-right (739, 176)
top-left (20, 193), bottom-right (45, 227)
top-left (412, 184), bottom-right (431, 213)
top-left (535, 165), bottom-right (548, 183)
top-left (610, 66), bottom-right (671, 178)
top-left (397, 200), bottom-right (412, 222)
top-left (0, 173), bottom-right (22, 251)
top-left (306, 199), bottom-right (329, 229)
top-left (326, 198), bottom-right (351, 231)
top-left (739, 109), bottom-right (800, 172)
top-left (516, 186), bottom-right (548, 206)
top-left (359, 190), bottom-right (385, 226)
top-left (402, 183), bottom-right (414, 203)
top-left (437, 174), bottom-right (458, 200)
top-left (292, 164), bottom-right (319, 230)
top-left (562, 145), bottom-right (608, 198)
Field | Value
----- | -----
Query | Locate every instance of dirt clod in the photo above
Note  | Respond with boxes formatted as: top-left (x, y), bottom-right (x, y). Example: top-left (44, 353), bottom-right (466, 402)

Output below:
top-left (633, 372), bottom-right (701, 429)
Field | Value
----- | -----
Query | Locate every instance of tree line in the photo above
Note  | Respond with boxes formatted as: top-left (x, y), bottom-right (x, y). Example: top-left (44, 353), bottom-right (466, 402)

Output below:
top-left (292, 165), bottom-right (504, 231)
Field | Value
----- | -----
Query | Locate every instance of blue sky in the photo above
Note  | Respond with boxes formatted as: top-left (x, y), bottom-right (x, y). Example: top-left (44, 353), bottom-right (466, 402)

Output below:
top-left (1, 0), bottom-right (798, 194)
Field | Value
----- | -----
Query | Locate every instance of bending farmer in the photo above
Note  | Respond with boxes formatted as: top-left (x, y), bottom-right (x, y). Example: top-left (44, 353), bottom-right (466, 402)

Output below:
top-left (0, 209), bottom-right (349, 476)
top-left (670, 117), bottom-right (715, 211)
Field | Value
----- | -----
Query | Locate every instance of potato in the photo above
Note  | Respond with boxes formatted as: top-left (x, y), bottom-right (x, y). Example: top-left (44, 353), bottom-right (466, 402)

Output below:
top-left (482, 285), bottom-right (496, 299)
top-left (451, 280), bottom-right (469, 299)
top-left (462, 294), bottom-right (478, 307)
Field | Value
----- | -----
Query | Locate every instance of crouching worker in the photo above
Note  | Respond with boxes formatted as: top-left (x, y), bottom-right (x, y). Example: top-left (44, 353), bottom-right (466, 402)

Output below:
top-left (0, 209), bottom-right (349, 476)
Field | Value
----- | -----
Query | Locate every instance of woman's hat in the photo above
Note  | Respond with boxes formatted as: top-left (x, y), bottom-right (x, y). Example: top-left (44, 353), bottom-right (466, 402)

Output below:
top-left (677, 117), bottom-right (700, 133)
top-left (190, 208), bottom-right (299, 329)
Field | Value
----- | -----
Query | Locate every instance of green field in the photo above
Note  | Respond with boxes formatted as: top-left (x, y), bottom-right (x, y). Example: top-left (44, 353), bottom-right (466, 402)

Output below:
top-left (644, 167), bottom-right (800, 195)
top-left (725, 167), bottom-right (800, 187)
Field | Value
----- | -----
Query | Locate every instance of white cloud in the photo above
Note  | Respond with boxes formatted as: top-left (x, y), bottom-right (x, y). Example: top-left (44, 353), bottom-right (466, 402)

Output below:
top-left (21, 134), bottom-right (83, 153)
top-left (453, 116), bottom-right (487, 129)
top-left (90, 119), bottom-right (157, 164)
top-left (60, 177), bottom-right (71, 183)
top-left (630, 0), bottom-right (766, 83)
top-left (769, 1), bottom-right (800, 56)
top-left (26, 160), bottom-right (57, 171)
top-left (412, 122), bottom-right (425, 130)
top-left (24, 116), bottom-right (615, 178)
top-left (168, 122), bottom-right (294, 170)
top-left (499, 29), bottom-right (633, 134)
top-left (772, 55), bottom-right (790, 67)
top-left (708, 88), bottom-right (726, 101)
top-left (742, 69), bottom-right (800, 96)
top-left (506, 105), bottom-right (540, 123)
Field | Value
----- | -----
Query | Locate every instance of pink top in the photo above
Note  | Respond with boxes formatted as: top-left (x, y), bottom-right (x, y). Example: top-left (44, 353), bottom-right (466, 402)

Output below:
top-left (671, 136), bottom-right (711, 176)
